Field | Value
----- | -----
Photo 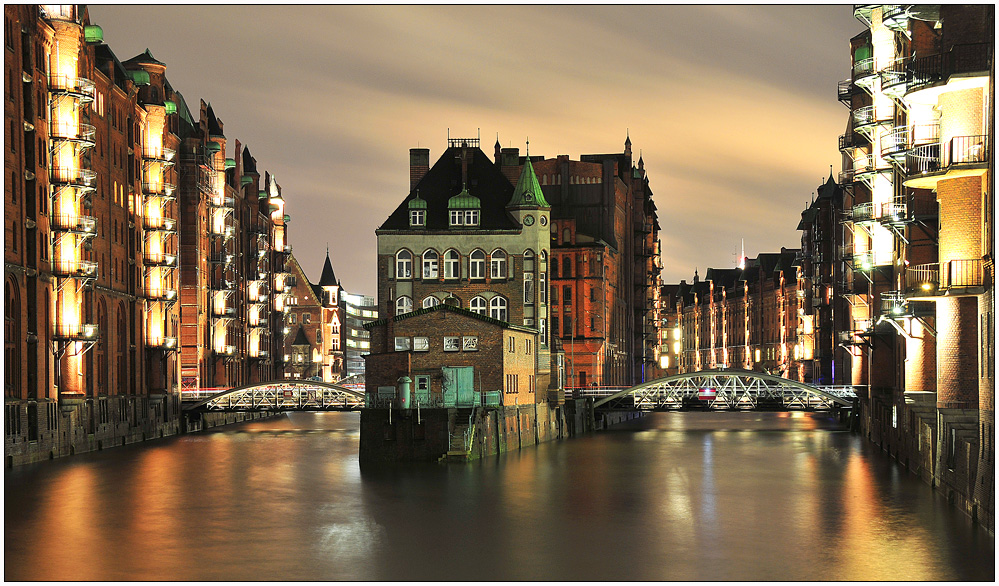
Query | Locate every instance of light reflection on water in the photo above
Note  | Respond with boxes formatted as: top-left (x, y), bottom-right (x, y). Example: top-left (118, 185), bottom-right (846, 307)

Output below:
top-left (5, 411), bottom-right (994, 581)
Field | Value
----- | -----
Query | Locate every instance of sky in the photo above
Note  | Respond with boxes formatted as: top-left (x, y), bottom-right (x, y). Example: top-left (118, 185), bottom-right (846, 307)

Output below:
top-left (88, 4), bottom-right (864, 294)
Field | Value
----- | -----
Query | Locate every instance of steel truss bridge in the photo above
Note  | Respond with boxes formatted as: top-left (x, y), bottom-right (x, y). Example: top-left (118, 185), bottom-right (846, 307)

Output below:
top-left (181, 380), bottom-right (365, 412)
top-left (588, 369), bottom-right (857, 411)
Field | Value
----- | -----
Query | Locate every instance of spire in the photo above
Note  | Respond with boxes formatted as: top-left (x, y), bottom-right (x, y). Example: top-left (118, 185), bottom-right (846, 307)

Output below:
top-left (624, 130), bottom-right (632, 157)
top-left (508, 142), bottom-right (549, 208)
top-left (319, 250), bottom-right (338, 287)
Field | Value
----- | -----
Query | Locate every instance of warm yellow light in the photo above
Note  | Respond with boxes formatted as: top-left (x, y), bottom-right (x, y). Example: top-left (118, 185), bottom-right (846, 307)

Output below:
top-left (672, 327), bottom-right (680, 341)
top-left (673, 341), bottom-right (681, 354)
top-left (754, 349), bottom-right (761, 362)
top-left (921, 282), bottom-right (933, 291)
top-left (660, 355), bottom-right (669, 369)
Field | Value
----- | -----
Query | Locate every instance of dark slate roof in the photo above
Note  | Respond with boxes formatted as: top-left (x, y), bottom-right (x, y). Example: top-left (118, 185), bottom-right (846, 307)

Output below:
top-left (363, 303), bottom-right (535, 333)
top-left (242, 147), bottom-right (258, 174)
top-left (172, 90), bottom-right (195, 139)
top-left (291, 326), bottom-right (310, 346)
top-left (205, 103), bottom-right (224, 137)
top-left (318, 253), bottom-right (337, 286)
top-left (797, 206), bottom-right (819, 230)
top-left (93, 44), bottom-right (130, 92)
top-left (310, 283), bottom-right (323, 301)
top-left (705, 267), bottom-right (742, 289)
top-left (123, 48), bottom-right (165, 66)
top-left (377, 147), bottom-right (519, 231)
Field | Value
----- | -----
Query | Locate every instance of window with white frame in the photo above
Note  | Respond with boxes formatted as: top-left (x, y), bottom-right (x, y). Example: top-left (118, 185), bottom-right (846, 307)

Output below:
top-left (469, 250), bottom-right (485, 279)
top-left (396, 250), bottom-right (412, 279)
top-left (449, 210), bottom-right (463, 226)
top-left (396, 296), bottom-right (413, 315)
top-left (444, 336), bottom-right (460, 352)
top-left (470, 296), bottom-right (487, 316)
top-left (415, 374), bottom-right (430, 392)
top-left (443, 249), bottom-right (459, 279)
top-left (414, 337), bottom-right (430, 352)
top-left (422, 296), bottom-right (440, 309)
top-left (524, 273), bottom-right (534, 303)
top-left (394, 337), bottom-right (411, 351)
top-left (490, 296), bottom-right (508, 322)
top-left (490, 249), bottom-right (507, 279)
top-left (539, 271), bottom-right (547, 303)
top-left (422, 249), bottom-right (439, 279)
top-left (540, 318), bottom-right (547, 344)
top-left (464, 210), bottom-right (479, 226)
top-left (410, 209), bottom-right (425, 227)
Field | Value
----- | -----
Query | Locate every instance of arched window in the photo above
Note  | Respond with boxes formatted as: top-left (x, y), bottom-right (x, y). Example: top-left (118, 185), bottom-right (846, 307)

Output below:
top-left (563, 228), bottom-right (570, 244)
top-left (469, 250), bottom-right (485, 279)
top-left (396, 250), bottom-right (412, 279)
top-left (396, 296), bottom-right (413, 315)
top-left (443, 249), bottom-right (460, 279)
top-left (470, 296), bottom-right (487, 316)
top-left (422, 296), bottom-right (440, 309)
top-left (422, 249), bottom-right (438, 279)
top-left (489, 296), bottom-right (508, 322)
top-left (490, 249), bottom-right (507, 279)
top-left (541, 174), bottom-right (547, 185)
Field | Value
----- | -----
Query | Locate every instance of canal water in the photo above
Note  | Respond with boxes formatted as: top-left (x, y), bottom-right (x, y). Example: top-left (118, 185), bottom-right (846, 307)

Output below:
top-left (5, 411), bottom-right (994, 581)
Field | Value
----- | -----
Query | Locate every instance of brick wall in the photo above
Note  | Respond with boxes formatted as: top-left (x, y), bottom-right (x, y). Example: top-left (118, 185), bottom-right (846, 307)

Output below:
top-left (936, 296), bottom-right (979, 408)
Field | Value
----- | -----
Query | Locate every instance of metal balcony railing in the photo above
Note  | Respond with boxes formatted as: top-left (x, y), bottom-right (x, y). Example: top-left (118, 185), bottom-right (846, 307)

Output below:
top-left (143, 252), bottom-right (177, 267)
top-left (853, 105), bottom-right (890, 136)
top-left (906, 263), bottom-right (940, 294)
top-left (837, 79), bottom-right (854, 105)
top-left (49, 121), bottom-right (96, 147)
top-left (143, 146), bottom-right (176, 163)
top-left (880, 291), bottom-right (908, 316)
top-left (213, 306), bottom-right (236, 318)
top-left (147, 288), bottom-right (178, 303)
top-left (51, 214), bottom-right (97, 234)
top-left (880, 5), bottom-right (909, 31)
top-left (851, 202), bottom-right (877, 224)
top-left (142, 182), bottom-right (176, 197)
top-left (53, 322), bottom-right (99, 340)
top-left (48, 74), bottom-right (96, 103)
top-left (50, 167), bottom-right (97, 188)
top-left (942, 259), bottom-right (985, 289)
top-left (852, 57), bottom-right (876, 86)
top-left (907, 135), bottom-right (988, 177)
top-left (51, 259), bottom-right (98, 279)
top-left (907, 43), bottom-right (992, 95)
top-left (148, 336), bottom-right (178, 349)
top-left (143, 217), bottom-right (177, 232)
top-left (880, 57), bottom-right (909, 97)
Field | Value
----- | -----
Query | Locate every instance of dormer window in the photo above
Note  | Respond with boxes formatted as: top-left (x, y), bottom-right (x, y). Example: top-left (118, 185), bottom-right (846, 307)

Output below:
top-left (410, 209), bottom-right (425, 227)
top-left (448, 186), bottom-right (480, 228)
top-left (464, 210), bottom-right (479, 226)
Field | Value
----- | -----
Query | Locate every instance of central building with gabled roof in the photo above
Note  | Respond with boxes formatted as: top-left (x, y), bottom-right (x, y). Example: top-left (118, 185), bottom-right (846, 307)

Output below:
top-left (370, 137), bottom-right (555, 404)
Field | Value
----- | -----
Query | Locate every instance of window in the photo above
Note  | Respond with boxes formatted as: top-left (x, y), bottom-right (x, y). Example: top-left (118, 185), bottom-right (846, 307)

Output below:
top-left (302, 313), bottom-right (311, 324)
top-left (316, 329), bottom-right (322, 343)
top-left (409, 209), bottom-right (425, 227)
top-left (422, 296), bottom-right (440, 309)
top-left (414, 337), bottom-right (430, 352)
top-left (552, 316), bottom-right (559, 338)
top-left (563, 285), bottom-right (572, 303)
top-left (469, 250), bottom-right (485, 279)
top-left (415, 375), bottom-right (430, 392)
top-left (449, 210), bottom-right (464, 226)
top-left (524, 273), bottom-right (534, 303)
top-left (590, 287), bottom-right (597, 302)
top-left (422, 250), bottom-right (438, 279)
top-left (444, 336), bottom-right (460, 352)
top-left (490, 250), bottom-right (507, 279)
top-left (470, 296), bottom-right (487, 315)
top-left (290, 313), bottom-right (297, 324)
top-left (508, 336), bottom-right (515, 353)
top-left (525, 339), bottom-right (532, 355)
top-left (540, 319), bottom-right (547, 344)
top-left (396, 250), bottom-right (412, 279)
top-left (396, 296), bottom-right (413, 315)
top-left (540, 272), bottom-right (547, 303)
top-left (443, 250), bottom-right (459, 279)
top-left (490, 296), bottom-right (508, 322)
top-left (462, 336), bottom-right (478, 351)
top-left (394, 337), bottom-right (412, 352)
top-left (464, 210), bottom-right (479, 226)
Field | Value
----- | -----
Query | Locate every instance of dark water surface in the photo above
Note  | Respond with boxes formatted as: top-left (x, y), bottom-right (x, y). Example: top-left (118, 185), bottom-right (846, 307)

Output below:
top-left (5, 411), bottom-right (994, 581)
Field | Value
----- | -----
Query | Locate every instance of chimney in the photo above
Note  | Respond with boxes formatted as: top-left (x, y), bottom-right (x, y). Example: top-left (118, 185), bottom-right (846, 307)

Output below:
top-left (410, 148), bottom-right (430, 191)
top-left (500, 147), bottom-right (520, 185)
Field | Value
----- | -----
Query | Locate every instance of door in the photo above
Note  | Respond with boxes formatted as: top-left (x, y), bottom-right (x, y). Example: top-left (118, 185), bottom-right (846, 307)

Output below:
top-left (442, 366), bottom-right (475, 406)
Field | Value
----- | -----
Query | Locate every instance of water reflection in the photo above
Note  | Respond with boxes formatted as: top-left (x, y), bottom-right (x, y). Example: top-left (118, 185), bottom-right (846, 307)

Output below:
top-left (5, 411), bottom-right (994, 581)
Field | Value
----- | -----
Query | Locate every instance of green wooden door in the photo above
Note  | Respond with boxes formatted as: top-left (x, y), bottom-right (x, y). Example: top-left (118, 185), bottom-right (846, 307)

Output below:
top-left (442, 366), bottom-right (475, 406)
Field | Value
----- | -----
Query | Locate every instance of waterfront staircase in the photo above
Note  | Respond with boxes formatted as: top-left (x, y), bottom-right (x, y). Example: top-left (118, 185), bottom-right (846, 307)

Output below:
top-left (444, 407), bottom-right (477, 462)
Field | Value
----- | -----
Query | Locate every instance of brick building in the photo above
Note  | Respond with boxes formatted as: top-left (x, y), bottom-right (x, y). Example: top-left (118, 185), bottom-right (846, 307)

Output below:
top-left (520, 136), bottom-right (663, 389)
top-left (369, 136), bottom-right (552, 403)
top-left (838, 4), bottom-right (994, 529)
top-left (281, 251), bottom-right (345, 382)
top-left (4, 4), bottom-right (297, 465)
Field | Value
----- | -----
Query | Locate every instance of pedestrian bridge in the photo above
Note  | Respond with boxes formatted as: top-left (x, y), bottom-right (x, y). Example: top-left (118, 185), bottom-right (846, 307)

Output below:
top-left (581, 369), bottom-right (857, 411)
top-left (181, 380), bottom-right (365, 412)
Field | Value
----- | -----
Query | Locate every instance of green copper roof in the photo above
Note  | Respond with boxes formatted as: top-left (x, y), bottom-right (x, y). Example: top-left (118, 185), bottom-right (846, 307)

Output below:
top-left (448, 186), bottom-right (480, 209)
top-left (407, 192), bottom-right (427, 209)
top-left (128, 70), bottom-right (150, 85)
top-left (83, 25), bottom-right (103, 44)
top-left (508, 155), bottom-right (549, 208)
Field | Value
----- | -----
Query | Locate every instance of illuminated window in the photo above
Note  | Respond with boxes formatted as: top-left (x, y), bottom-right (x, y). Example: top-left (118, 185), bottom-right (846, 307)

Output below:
top-left (490, 249), bottom-right (507, 279)
top-left (396, 250), bottom-right (412, 279)
top-left (422, 249), bottom-right (438, 279)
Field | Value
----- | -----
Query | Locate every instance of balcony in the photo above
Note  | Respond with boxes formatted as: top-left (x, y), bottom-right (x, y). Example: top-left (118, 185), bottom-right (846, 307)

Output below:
top-left (905, 135), bottom-right (989, 188)
top-left (142, 181), bottom-right (176, 198)
top-left (213, 306), bottom-right (236, 318)
top-left (850, 202), bottom-right (878, 224)
top-left (850, 251), bottom-right (888, 272)
top-left (50, 167), bottom-right (97, 189)
top-left (53, 322), bottom-right (99, 341)
top-left (48, 74), bottom-right (96, 103)
top-left (906, 259), bottom-right (984, 296)
top-left (143, 252), bottom-right (177, 267)
top-left (49, 121), bottom-right (96, 148)
top-left (880, 5), bottom-right (910, 32)
top-left (853, 154), bottom-right (891, 185)
top-left (907, 43), bottom-right (992, 96)
top-left (51, 259), bottom-right (98, 279)
top-left (880, 291), bottom-right (909, 317)
top-left (209, 195), bottom-right (236, 208)
top-left (879, 194), bottom-right (937, 226)
top-left (51, 214), bottom-right (97, 235)
top-left (852, 57), bottom-right (877, 89)
top-left (209, 252), bottom-right (234, 265)
top-left (215, 345), bottom-right (236, 356)
top-left (143, 217), bottom-right (177, 233)
top-left (880, 57), bottom-right (909, 98)
top-left (838, 132), bottom-right (860, 152)
top-left (147, 288), bottom-right (178, 303)
top-left (852, 105), bottom-right (890, 138)
top-left (143, 146), bottom-right (176, 165)
top-left (148, 337), bottom-right (178, 350)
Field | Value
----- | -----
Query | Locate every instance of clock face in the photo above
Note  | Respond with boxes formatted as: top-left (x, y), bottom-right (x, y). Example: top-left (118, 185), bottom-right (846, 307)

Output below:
top-left (524, 215), bottom-right (535, 226)
top-left (539, 215), bottom-right (547, 226)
